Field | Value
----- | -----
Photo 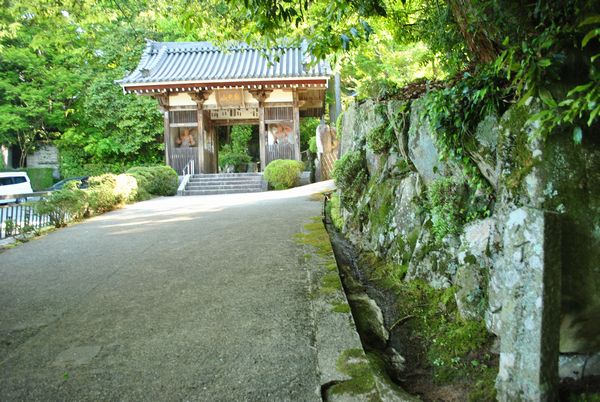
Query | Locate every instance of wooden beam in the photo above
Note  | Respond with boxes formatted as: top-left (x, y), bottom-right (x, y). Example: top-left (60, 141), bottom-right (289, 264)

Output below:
top-left (211, 119), bottom-right (259, 126)
top-left (124, 79), bottom-right (327, 93)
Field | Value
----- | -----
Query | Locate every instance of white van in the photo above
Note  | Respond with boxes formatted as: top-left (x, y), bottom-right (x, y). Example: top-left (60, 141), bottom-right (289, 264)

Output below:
top-left (0, 172), bottom-right (34, 204)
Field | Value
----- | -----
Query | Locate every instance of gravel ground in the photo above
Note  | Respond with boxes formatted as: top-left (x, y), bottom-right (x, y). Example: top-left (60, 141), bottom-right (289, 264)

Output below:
top-left (0, 182), bottom-right (336, 401)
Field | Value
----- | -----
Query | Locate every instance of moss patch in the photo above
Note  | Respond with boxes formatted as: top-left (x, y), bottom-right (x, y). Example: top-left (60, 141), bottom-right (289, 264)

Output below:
top-left (321, 272), bottom-right (343, 294)
top-left (330, 349), bottom-right (377, 396)
top-left (392, 278), bottom-right (497, 392)
top-left (329, 193), bottom-right (344, 231)
top-left (294, 218), bottom-right (332, 258)
top-left (498, 104), bottom-right (538, 192)
top-left (331, 301), bottom-right (352, 314)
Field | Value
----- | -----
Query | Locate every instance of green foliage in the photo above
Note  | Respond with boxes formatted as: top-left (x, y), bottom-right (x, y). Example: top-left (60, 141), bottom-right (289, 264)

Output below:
top-left (329, 193), bottom-right (344, 231)
top-left (86, 174), bottom-right (126, 214)
top-left (264, 159), bottom-right (304, 190)
top-left (308, 136), bottom-right (318, 154)
top-left (219, 125), bottom-right (253, 171)
top-left (366, 122), bottom-right (395, 154)
top-left (427, 177), bottom-right (465, 242)
top-left (22, 168), bottom-right (54, 191)
top-left (332, 150), bottom-right (369, 208)
top-left (59, 160), bottom-right (130, 178)
top-left (391, 279), bottom-right (496, 389)
top-left (34, 182), bottom-right (88, 228)
top-left (218, 149), bottom-right (252, 172)
top-left (126, 166), bottom-right (178, 198)
top-left (0, 1), bottom-right (183, 172)
top-left (424, 66), bottom-right (509, 191)
top-left (367, 257), bottom-right (408, 290)
top-left (300, 117), bottom-right (320, 151)
top-left (520, 16), bottom-right (600, 141)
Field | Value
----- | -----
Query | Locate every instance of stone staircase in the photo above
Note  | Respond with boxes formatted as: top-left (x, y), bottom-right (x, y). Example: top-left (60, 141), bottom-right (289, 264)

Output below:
top-left (181, 173), bottom-right (266, 196)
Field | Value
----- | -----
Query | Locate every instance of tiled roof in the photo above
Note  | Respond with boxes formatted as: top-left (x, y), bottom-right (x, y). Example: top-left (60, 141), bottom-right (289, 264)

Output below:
top-left (119, 41), bottom-right (330, 87)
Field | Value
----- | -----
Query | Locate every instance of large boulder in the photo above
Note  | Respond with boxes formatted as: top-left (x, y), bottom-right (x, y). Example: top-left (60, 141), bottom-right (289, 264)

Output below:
top-left (407, 99), bottom-right (448, 185)
top-left (388, 173), bottom-right (423, 264)
top-left (347, 293), bottom-right (389, 350)
top-left (405, 221), bottom-right (456, 289)
top-left (455, 218), bottom-right (496, 321)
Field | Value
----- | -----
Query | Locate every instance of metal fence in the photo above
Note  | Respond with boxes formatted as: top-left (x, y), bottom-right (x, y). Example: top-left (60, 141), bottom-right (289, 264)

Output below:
top-left (0, 202), bottom-right (52, 240)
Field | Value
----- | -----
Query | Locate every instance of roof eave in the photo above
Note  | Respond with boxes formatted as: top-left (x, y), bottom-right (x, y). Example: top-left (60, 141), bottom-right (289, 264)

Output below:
top-left (121, 76), bottom-right (330, 93)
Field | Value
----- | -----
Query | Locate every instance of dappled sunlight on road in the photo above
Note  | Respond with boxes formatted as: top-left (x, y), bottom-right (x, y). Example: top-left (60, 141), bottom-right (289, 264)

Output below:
top-left (93, 180), bottom-right (335, 236)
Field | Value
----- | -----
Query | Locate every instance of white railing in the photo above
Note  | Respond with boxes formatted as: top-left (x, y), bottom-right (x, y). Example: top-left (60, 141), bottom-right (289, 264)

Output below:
top-left (177, 159), bottom-right (195, 195)
top-left (182, 159), bottom-right (195, 177)
top-left (0, 197), bottom-right (52, 240)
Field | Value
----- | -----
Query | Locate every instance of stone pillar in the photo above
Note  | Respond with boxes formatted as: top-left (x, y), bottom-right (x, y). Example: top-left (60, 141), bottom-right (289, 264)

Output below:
top-left (496, 207), bottom-right (561, 401)
top-left (292, 89), bottom-right (301, 161)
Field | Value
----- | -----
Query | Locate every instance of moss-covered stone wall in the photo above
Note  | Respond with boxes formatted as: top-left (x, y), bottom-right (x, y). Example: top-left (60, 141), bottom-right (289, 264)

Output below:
top-left (334, 95), bottom-right (600, 398)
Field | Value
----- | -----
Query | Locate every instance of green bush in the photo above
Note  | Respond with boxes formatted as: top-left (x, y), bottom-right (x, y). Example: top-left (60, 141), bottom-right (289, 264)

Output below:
top-left (60, 158), bottom-right (130, 178)
top-left (126, 165), bottom-right (178, 198)
top-left (332, 150), bottom-right (369, 208)
top-left (34, 182), bottom-right (88, 227)
top-left (218, 146), bottom-right (252, 172)
top-left (264, 159), bottom-right (304, 190)
top-left (86, 174), bottom-right (123, 213)
top-left (219, 125), bottom-right (253, 172)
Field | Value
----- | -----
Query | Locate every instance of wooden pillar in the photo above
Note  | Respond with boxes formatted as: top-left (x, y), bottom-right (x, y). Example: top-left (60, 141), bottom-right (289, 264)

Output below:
top-left (156, 94), bottom-right (171, 167)
top-left (258, 103), bottom-right (266, 171)
top-left (249, 89), bottom-right (272, 171)
top-left (191, 91), bottom-right (212, 174)
top-left (197, 108), bottom-right (205, 173)
top-left (292, 89), bottom-right (301, 161)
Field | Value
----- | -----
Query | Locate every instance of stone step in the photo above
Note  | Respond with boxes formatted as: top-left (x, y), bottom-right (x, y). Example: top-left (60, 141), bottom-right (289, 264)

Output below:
top-left (188, 178), bottom-right (263, 185)
top-left (192, 173), bottom-right (263, 179)
top-left (185, 184), bottom-right (263, 191)
top-left (183, 188), bottom-right (264, 196)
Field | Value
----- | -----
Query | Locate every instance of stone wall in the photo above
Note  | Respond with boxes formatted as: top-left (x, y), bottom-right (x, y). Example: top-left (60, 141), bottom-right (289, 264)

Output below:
top-left (336, 97), bottom-right (600, 398)
top-left (27, 145), bottom-right (60, 178)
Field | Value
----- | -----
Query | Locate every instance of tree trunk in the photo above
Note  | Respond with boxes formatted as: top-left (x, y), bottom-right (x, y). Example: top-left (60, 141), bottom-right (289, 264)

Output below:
top-left (447, 0), bottom-right (497, 64)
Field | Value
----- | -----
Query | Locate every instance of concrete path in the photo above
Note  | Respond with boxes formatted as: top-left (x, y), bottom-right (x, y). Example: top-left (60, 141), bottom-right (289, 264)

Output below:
top-left (0, 182), bottom-right (338, 401)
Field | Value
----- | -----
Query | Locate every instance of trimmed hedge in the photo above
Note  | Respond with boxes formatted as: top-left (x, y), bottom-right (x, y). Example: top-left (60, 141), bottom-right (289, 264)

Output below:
top-left (126, 165), bottom-right (178, 199)
top-left (87, 173), bottom-right (138, 214)
top-left (264, 159), bottom-right (304, 190)
top-left (34, 181), bottom-right (88, 228)
top-left (33, 165), bottom-right (178, 228)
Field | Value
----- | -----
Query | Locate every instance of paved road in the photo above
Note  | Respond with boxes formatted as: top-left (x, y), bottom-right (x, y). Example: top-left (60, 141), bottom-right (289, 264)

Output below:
top-left (0, 182), bottom-right (334, 401)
